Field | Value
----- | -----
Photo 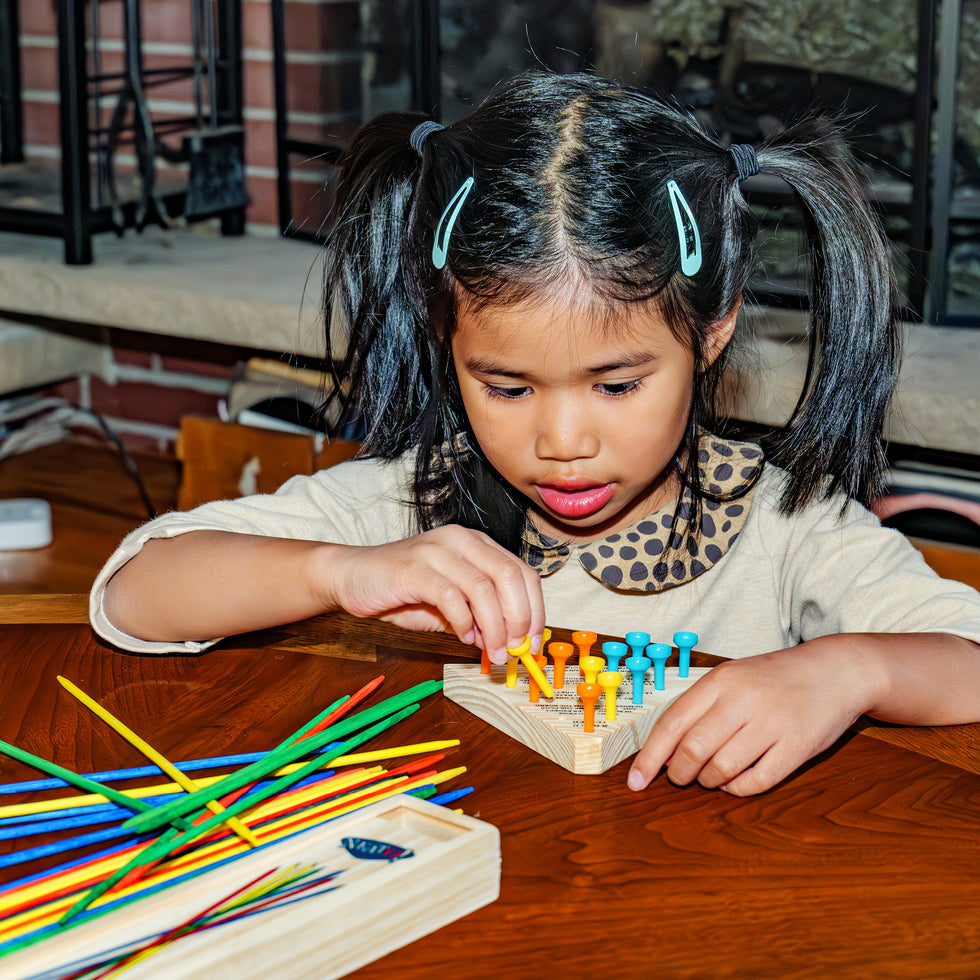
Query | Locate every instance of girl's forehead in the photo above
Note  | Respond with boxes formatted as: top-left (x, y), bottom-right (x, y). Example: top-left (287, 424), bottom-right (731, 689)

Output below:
top-left (452, 290), bottom-right (682, 369)
top-left (455, 289), bottom-right (671, 344)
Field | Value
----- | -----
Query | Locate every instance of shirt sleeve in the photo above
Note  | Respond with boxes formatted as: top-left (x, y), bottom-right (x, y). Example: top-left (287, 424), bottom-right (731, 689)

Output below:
top-left (768, 481), bottom-right (980, 645)
top-left (89, 455), bottom-right (417, 654)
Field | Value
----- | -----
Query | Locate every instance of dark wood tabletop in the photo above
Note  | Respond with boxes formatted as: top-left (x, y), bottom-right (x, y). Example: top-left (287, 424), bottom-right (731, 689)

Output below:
top-left (2, 617), bottom-right (979, 979)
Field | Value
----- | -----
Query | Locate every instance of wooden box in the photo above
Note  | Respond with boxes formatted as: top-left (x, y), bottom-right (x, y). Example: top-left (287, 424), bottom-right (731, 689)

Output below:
top-left (2, 795), bottom-right (500, 980)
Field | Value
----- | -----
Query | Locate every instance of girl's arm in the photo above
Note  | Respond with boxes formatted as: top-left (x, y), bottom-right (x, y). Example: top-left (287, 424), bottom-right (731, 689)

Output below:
top-left (627, 631), bottom-right (980, 797)
top-left (103, 526), bottom-right (547, 660)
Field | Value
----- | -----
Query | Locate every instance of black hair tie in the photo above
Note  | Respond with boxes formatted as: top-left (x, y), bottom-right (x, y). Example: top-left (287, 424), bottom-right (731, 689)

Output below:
top-left (728, 143), bottom-right (759, 181)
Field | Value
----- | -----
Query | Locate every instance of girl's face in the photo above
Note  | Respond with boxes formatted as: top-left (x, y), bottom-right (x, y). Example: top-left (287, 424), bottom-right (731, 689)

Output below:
top-left (452, 292), bottom-right (736, 544)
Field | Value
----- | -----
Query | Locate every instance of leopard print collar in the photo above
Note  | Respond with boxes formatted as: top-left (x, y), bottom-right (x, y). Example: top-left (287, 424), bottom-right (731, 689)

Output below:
top-left (521, 433), bottom-right (764, 592)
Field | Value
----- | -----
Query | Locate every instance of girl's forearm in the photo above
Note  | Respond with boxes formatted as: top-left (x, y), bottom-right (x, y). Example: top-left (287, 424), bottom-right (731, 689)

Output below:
top-left (103, 531), bottom-right (343, 643)
top-left (815, 632), bottom-right (980, 726)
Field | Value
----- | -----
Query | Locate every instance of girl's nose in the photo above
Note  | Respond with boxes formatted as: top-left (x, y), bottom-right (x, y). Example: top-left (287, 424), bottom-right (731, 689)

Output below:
top-left (534, 406), bottom-right (600, 461)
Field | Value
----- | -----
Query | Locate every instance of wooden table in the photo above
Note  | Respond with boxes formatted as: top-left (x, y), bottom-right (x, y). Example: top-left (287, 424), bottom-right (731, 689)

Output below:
top-left (2, 617), bottom-right (980, 978)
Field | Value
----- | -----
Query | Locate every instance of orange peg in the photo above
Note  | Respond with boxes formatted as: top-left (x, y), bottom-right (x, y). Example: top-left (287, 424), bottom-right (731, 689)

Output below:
top-left (573, 630), bottom-right (597, 675)
top-left (577, 681), bottom-right (601, 733)
top-left (579, 654), bottom-right (605, 685)
top-left (527, 654), bottom-right (548, 703)
top-left (547, 641), bottom-right (573, 690)
top-left (598, 670), bottom-right (624, 720)
top-left (507, 636), bottom-right (555, 699)
top-left (480, 649), bottom-right (491, 675)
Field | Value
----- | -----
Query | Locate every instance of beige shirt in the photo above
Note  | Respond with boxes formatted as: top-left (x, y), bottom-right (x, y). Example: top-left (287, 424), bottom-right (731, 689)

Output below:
top-left (90, 453), bottom-right (980, 657)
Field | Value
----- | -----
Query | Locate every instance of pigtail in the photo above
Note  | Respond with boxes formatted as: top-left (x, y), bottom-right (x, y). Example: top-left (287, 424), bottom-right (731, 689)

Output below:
top-left (752, 117), bottom-right (902, 511)
top-left (323, 112), bottom-right (439, 459)
top-left (322, 111), bottom-right (524, 543)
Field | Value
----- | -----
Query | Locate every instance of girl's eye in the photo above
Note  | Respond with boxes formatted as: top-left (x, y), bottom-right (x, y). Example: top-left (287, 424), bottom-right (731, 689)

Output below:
top-left (485, 384), bottom-right (530, 400)
top-left (596, 379), bottom-right (642, 396)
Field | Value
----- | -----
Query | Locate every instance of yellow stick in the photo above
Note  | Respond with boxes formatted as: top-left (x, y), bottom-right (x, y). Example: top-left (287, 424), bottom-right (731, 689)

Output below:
top-left (0, 767), bottom-right (466, 940)
top-left (0, 766), bottom-right (385, 931)
top-left (56, 676), bottom-right (259, 847)
top-left (0, 739), bottom-right (461, 819)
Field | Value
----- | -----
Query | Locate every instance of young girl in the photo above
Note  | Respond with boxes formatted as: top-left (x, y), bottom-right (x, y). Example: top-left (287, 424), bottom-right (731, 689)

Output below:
top-left (92, 72), bottom-right (980, 797)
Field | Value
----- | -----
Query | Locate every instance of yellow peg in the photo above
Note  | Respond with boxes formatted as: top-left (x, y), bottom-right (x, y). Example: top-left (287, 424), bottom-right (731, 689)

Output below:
top-left (547, 641), bottom-right (573, 690)
top-left (579, 654), bottom-right (605, 685)
top-left (527, 654), bottom-right (548, 703)
top-left (598, 670), bottom-right (624, 720)
top-left (507, 635), bottom-right (555, 699)
top-left (573, 629), bottom-right (597, 675)
top-left (505, 654), bottom-right (520, 688)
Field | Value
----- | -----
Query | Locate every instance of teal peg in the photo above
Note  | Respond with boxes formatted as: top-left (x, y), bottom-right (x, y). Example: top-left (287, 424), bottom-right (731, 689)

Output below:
top-left (673, 631), bottom-right (698, 678)
top-left (624, 654), bottom-right (651, 704)
top-left (625, 631), bottom-right (650, 660)
top-left (601, 641), bottom-right (628, 673)
top-left (646, 643), bottom-right (672, 690)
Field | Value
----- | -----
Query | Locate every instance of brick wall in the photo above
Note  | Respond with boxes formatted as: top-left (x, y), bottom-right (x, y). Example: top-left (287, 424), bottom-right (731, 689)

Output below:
top-left (9, 1), bottom-right (372, 450)
top-left (14, 0), bottom-right (368, 233)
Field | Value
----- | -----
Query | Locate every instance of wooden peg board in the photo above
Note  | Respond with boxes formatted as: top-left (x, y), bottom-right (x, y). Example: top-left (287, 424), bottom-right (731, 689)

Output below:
top-left (2, 795), bottom-right (500, 980)
top-left (443, 662), bottom-right (711, 775)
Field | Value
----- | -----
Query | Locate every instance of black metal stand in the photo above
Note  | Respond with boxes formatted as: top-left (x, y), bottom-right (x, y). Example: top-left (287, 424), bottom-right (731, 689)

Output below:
top-left (271, 0), bottom-right (440, 241)
top-left (0, 0), bottom-right (24, 165)
top-left (0, 0), bottom-right (247, 265)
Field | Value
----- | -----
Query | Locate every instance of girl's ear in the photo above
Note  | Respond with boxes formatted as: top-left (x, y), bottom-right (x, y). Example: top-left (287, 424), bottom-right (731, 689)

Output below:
top-left (703, 294), bottom-right (741, 367)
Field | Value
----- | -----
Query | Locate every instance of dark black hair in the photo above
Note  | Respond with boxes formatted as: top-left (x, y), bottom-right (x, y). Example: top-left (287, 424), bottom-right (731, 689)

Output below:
top-left (321, 71), bottom-right (900, 554)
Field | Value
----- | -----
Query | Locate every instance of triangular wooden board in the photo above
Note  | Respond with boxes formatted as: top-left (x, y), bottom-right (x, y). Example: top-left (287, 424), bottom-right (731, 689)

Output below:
top-left (444, 662), bottom-right (710, 774)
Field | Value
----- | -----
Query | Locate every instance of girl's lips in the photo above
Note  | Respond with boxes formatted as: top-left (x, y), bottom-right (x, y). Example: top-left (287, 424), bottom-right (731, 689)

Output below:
top-left (535, 483), bottom-right (614, 519)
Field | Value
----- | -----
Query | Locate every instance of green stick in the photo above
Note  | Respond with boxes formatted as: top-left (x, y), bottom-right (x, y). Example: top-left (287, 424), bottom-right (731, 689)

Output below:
top-left (63, 701), bottom-right (422, 924)
top-left (0, 739), bottom-right (189, 828)
top-left (59, 827), bottom-right (181, 925)
top-left (122, 680), bottom-right (442, 835)
top-left (273, 694), bottom-right (349, 749)
top-left (161, 703), bottom-right (421, 855)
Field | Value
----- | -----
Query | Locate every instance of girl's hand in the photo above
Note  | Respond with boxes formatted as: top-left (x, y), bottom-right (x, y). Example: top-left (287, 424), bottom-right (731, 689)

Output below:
top-left (322, 525), bottom-right (546, 661)
top-left (627, 641), bottom-right (877, 796)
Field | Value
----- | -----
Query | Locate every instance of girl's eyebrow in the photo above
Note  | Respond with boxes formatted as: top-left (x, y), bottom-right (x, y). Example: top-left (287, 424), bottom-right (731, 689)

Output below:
top-left (586, 351), bottom-right (659, 373)
top-left (459, 356), bottom-right (526, 378)
top-left (462, 350), bottom-right (659, 377)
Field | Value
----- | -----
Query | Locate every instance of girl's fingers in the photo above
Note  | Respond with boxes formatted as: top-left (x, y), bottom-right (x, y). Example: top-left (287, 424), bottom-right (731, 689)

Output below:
top-left (717, 742), bottom-right (801, 796)
top-left (418, 530), bottom-right (544, 659)
top-left (628, 678), bottom-right (746, 790)
top-left (683, 724), bottom-right (776, 790)
top-left (627, 692), bottom-right (712, 790)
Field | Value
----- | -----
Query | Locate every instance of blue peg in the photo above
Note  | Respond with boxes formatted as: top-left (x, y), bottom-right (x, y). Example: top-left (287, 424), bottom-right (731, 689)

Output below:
top-left (646, 643), bottom-right (672, 690)
top-left (673, 631), bottom-right (698, 678)
top-left (625, 631), bottom-right (651, 661)
top-left (601, 641), bottom-right (628, 673)
top-left (624, 654), bottom-right (651, 705)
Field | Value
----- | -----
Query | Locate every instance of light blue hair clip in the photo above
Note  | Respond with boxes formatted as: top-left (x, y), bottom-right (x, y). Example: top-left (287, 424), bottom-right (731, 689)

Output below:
top-left (432, 176), bottom-right (474, 270)
top-left (666, 179), bottom-right (702, 277)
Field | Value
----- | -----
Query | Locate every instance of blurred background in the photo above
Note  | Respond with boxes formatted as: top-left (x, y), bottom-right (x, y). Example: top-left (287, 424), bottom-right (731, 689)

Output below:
top-left (2, 0), bottom-right (979, 324)
top-left (0, 0), bottom-right (978, 597)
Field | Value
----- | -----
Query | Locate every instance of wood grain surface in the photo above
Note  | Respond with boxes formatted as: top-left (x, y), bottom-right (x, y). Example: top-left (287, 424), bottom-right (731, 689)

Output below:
top-left (1, 619), bottom-right (979, 978)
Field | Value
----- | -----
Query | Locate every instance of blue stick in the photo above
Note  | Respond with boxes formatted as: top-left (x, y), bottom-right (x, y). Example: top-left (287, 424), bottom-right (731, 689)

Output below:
top-left (0, 769), bottom-right (341, 837)
top-left (0, 744), bottom-right (344, 796)
top-left (0, 769), bottom-right (349, 860)
top-left (429, 786), bottom-right (475, 806)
